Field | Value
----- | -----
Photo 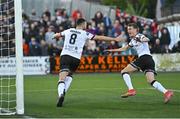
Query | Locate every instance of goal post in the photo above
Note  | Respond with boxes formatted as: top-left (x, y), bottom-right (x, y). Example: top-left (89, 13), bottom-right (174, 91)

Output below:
top-left (14, 0), bottom-right (24, 115)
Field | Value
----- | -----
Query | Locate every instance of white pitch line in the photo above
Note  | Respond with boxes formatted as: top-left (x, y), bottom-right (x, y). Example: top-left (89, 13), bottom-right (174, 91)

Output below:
top-left (22, 115), bottom-right (36, 119)
top-left (139, 87), bottom-right (180, 93)
top-left (25, 88), bottom-right (180, 93)
top-left (25, 89), bottom-right (56, 93)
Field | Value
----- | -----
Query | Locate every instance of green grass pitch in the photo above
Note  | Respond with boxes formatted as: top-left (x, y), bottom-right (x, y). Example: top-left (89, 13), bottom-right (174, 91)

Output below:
top-left (10, 72), bottom-right (180, 118)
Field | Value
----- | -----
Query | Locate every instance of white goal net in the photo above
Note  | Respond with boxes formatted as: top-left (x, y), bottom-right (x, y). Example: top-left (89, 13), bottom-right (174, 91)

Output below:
top-left (0, 0), bottom-right (24, 115)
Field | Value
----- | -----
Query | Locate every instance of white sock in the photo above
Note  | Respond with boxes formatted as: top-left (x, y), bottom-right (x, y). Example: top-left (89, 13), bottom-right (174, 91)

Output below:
top-left (122, 73), bottom-right (134, 90)
top-left (57, 81), bottom-right (65, 97)
top-left (152, 81), bottom-right (167, 94)
top-left (64, 76), bottom-right (73, 92)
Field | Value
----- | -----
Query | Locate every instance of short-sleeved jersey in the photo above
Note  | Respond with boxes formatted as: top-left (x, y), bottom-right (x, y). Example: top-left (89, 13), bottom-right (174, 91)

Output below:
top-left (128, 33), bottom-right (151, 57)
top-left (60, 28), bottom-right (95, 59)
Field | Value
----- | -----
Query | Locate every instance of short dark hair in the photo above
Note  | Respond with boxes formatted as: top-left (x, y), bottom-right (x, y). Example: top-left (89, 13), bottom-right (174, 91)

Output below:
top-left (76, 18), bottom-right (86, 26)
top-left (127, 23), bottom-right (139, 29)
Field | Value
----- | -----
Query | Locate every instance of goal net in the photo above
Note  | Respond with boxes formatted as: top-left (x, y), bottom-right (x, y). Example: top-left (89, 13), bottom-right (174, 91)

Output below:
top-left (0, 0), bottom-right (24, 115)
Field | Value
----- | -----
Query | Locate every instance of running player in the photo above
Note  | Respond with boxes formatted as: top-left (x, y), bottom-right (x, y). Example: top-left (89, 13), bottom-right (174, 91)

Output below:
top-left (53, 18), bottom-right (121, 107)
top-left (104, 23), bottom-right (173, 104)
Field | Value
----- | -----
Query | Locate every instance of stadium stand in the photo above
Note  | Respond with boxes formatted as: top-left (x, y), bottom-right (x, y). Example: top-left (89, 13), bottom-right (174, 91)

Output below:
top-left (1, 5), bottom-right (179, 57)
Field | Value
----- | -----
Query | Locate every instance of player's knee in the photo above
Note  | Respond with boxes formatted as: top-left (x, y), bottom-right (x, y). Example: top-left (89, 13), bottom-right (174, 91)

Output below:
top-left (59, 72), bottom-right (69, 81)
top-left (59, 76), bottom-right (65, 81)
top-left (121, 70), bottom-right (129, 76)
top-left (121, 68), bottom-right (129, 74)
top-left (145, 72), bottom-right (155, 84)
top-left (59, 73), bottom-right (69, 81)
top-left (121, 69), bottom-right (125, 74)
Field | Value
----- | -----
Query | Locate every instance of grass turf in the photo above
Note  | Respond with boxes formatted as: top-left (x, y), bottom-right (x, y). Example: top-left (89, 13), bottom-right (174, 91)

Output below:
top-left (21, 72), bottom-right (180, 118)
top-left (1, 72), bottom-right (179, 118)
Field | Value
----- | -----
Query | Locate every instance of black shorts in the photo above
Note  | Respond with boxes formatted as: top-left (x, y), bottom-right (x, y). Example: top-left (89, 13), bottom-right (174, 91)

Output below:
top-left (130, 55), bottom-right (157, 74)
top-left (60, 55), bottom-right (80, 75)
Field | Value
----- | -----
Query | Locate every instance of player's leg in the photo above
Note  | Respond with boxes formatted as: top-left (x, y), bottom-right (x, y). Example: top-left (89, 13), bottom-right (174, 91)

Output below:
top-left (145, 71), bottom-right (167, 93)
top-left (58, 71), bottom-right (69, 97)
top-left (57, 55), bottom-right (80, 107)
top-left (64, 56), bottom-right (80, 93)
top-left (57, 55), bottom-right (72, 107)
top-left (64, 74), bottom-right (73, 92)
top-left (144, 55), bottom-right (173, 103)
top-left (57, 70), bottom-right (69, 107)
top-left (121, 64), bottom-right (138, 98)
top-left (145, 71), bottom-right (173, 103)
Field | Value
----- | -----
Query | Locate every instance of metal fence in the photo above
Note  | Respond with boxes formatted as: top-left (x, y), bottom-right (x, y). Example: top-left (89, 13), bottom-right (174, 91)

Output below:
top-left (22, 0), bottom-right (116, 21)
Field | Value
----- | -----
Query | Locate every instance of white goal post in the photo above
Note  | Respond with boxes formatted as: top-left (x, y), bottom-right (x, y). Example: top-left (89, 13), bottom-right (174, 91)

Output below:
top-left (14, 0), bottom-right (24, 115)
top-left (0, 0), bottom-right (24, 115)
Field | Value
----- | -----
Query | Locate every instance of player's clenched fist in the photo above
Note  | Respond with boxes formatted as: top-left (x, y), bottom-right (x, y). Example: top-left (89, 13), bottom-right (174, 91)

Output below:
top-left (53, 33), bottom-right (61, 39)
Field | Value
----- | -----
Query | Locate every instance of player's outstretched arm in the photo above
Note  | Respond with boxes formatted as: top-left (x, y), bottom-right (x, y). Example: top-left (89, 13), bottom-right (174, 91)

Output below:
top-left (93, 35), bottom-right (122, 42)
top-left (104, 45), bottom-right (130, 52)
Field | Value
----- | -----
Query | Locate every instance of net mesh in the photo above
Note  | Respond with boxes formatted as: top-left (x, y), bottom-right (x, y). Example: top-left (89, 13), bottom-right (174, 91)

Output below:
top-left (0, 0), bottom-right (16, 115)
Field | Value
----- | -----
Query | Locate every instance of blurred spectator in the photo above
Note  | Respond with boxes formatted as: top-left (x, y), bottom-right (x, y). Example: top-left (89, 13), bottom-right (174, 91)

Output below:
top-left (71, 9), bottom-right (82, 21)
top-left (116, 8), bottom-right (121, 18)
top-left (108, 41), bottom-right (119, 50)
top-left (86, 39), bottom-right (98, 55)
top-left (87, 20), bottom-right (99, 35)
top-left (93, 11), bottom-right (103, 27)
top-left (97, 23), bottom-right (105, 35)
top-left (149, 33), bottom-right (158, 48)
top-left (116, 31), bottom-right (132, 55)
top-left (142, 24), bottom-right (152, 39)
top-left (29, 22), bottom-right (39, 39)
top-left (151, 21), bottom-right (158, 35)
top-left (160, 27), bottom-right (171, 52)
top-left (172, 41), bottom-right (180, 53)
top-left (29, 37), bottom-right (41, 56)
top-left (23, 39), bottom-right (30, 56)
top-left (103, 13), bottom-right (112, 36)
top-left (22, 9), bottom-right (29, 21)
top-left (40, 13), bottom-right (50, 28)
top-left (151, 38), bottom-right (164, 54)
top-left (30, 9), bottom-right (40, 21)
top-left (99, 41), bottom-right (108, 55)
top-left (40, 40), bottom-right (49, 56)
top-left (107, 41), bottom-right (119, 55)
top-left (55, 9), bottom-right (69, 25)
top-left (23, 28), bottom-right (31, 44)
top-left (111, 20), bottom-right (123, 37)
top-left (36, 27), bottom-right (45, 43)
top-left (45, 26), bottom-right (55, 45)
top-left (43, 8), bottom-right (51, 20)
top-left (117, 31), bottom-right (127, 47)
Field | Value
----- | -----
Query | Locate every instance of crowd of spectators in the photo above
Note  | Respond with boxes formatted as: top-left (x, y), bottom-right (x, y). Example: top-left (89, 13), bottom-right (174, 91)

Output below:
top-left (0, 0), bottom-right (15, 56)
top-left (1, 1), bottom-right (180, 57)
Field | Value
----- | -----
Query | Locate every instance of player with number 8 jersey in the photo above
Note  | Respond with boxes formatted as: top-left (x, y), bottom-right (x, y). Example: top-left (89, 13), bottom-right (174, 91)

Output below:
top-left (60, 28), bottom-right (94, 59)
top-left (53, 18), bottom-right (121, 107)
